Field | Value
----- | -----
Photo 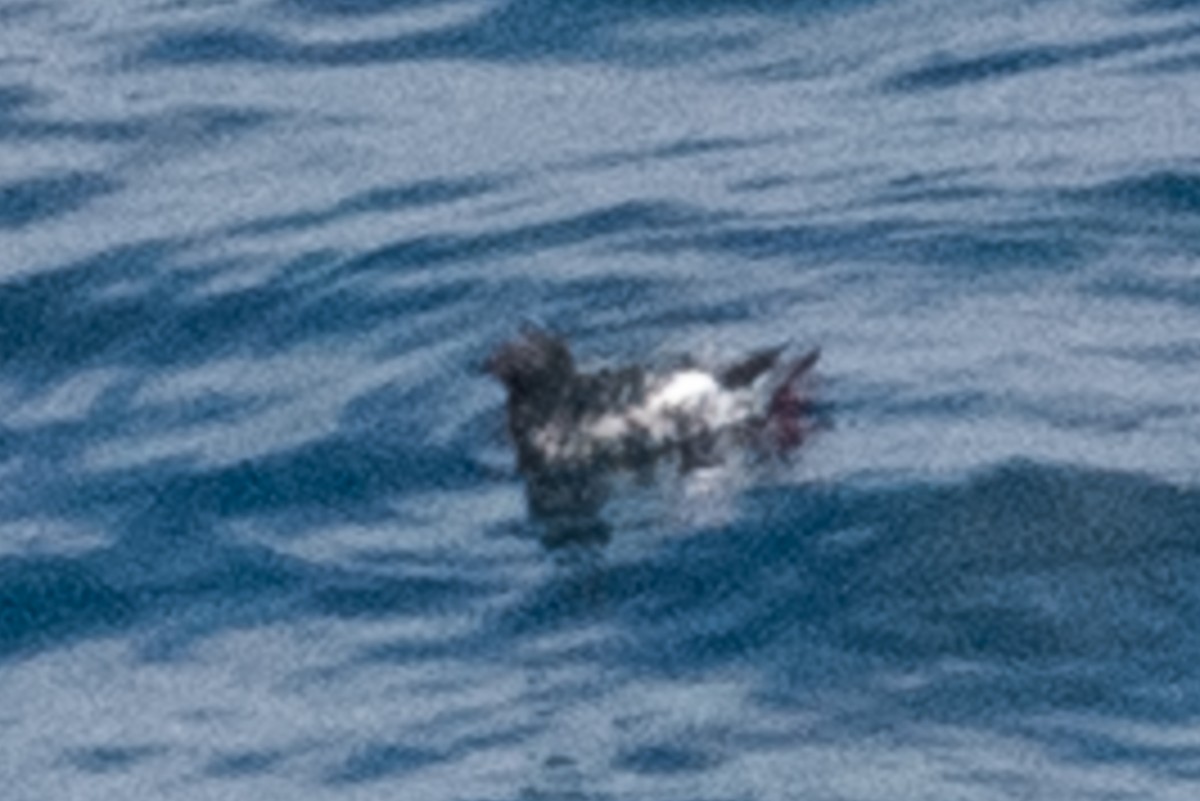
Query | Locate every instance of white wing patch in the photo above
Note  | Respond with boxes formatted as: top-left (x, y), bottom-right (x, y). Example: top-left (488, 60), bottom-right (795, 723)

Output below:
top-left (645, 370), bottom-right (720, 414)
top-left (587, 413), bottom-right (631, 440)
top-left (573, 369), bottom-right (756, 457)
top-left (636, 370), bottom-right (749, 438)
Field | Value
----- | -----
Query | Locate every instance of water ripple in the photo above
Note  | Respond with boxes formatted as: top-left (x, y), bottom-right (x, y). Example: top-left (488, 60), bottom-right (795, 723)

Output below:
top-left (0, 172), bottom-right (118, 230)
top-left (883, 21), bottom-right (1200, 92)
top-left (4, 0), bottom-right (1200, 797)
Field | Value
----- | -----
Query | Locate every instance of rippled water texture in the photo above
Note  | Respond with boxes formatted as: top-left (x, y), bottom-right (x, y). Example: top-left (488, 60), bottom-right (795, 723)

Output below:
top-left (3, 0), bottom-right (1200, 798)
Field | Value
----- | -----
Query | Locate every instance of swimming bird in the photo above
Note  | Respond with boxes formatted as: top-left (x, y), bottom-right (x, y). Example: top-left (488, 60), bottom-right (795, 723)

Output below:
top-left (485, 325), bottom-right (819, 474)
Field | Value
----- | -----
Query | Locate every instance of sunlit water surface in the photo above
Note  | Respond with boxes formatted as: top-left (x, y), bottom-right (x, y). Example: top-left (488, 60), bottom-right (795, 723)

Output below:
top-left (3, 0), bottom-right (1200, 798)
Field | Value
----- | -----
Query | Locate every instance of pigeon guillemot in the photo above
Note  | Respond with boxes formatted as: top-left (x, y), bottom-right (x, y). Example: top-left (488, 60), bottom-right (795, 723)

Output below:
top-left (485, 326), bottom-right (820, 474)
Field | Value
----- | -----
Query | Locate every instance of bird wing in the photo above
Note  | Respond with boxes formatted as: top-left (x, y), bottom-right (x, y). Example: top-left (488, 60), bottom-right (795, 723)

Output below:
top-left (718, 345), bottom-right (786, 389)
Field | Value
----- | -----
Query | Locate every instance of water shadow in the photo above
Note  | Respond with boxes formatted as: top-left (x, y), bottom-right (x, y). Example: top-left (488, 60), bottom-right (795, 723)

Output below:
top-left (0, 93), bottom-right (274, 153)
top-left (322, 722), bottom-right (537, 785)
top-left (1131, 0), bottom-right (1200, 13)
top-left (0, 172), bottom-right (119, 230)
top-left (1062, 170), bottom-right (1200, 255)
top-left (323, 742), bottom-right (446, 784)
top-left (203, 748), bottom-right (285, 778)
top-left (1036, 724), bottom-right (1200, 780)
top-left (0, 236), bottom-right (487, 384)
top-left (134, 0), bottom-right (878, 70)
top-left (0, 435), bottom-right (499, 662)
top-left (277, 0), bottom-right (452, 17)
top-left (0, 83), bottom-right (40, 116)
top-left (613, 742), bottom-right (723, 775)
top-left (63, 744), bottom-right (168, 775)
top-left (0, 556), bottom-right (135, 658)
top-left (1066, 170), bottom-right (1200, 216)
top-left (0, 2), bottom-right (44, 24)
top-left (430, 460), bottom-right (1200, 766)
top-left (1139, 50), bottom-right (1200, 71)
top-left (227, 173), bottom-right (515, 238)
top-left (636, 213), bottom-right (1094, 276)
top-left (560, 132), bottom-right (790, 175)
top-left (881, 21), bottom-right (1200, 92)
top-left (337, 199), bottom-right (717, 278)
top-left (0, 229), bottom-right (505, 664)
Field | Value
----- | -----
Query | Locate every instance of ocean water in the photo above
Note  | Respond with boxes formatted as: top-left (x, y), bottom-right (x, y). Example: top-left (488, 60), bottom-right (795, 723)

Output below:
top-left (3, 0), bottom-right (1200, 798)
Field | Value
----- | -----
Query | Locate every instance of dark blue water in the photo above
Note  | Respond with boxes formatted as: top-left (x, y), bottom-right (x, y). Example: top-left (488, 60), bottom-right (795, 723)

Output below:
top-left (3, 0), bottom-right (1200, 798)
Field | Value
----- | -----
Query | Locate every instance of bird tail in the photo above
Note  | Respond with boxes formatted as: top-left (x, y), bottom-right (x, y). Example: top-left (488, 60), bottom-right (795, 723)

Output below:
top-left (765, 348), bottom-right (820, 448)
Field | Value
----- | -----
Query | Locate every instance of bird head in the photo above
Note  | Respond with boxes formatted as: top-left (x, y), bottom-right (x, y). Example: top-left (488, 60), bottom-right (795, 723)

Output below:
top-left (484, 325), bottom-right (575, 400)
